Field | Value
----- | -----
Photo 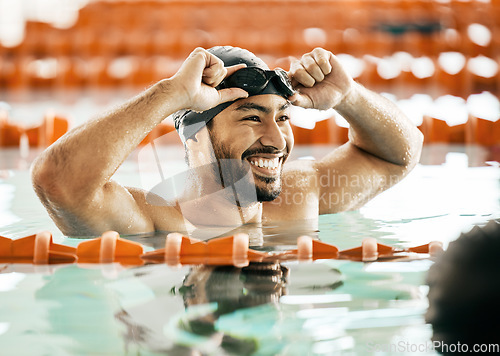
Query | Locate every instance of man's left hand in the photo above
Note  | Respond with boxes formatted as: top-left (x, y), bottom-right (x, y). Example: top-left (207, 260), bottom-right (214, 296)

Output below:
top-left (289, 48), bottom-right (355, 110)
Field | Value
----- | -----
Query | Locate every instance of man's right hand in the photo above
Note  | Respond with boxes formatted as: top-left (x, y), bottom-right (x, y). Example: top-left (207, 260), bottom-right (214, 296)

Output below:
top-left (168, 47), bottom-right (249, 112)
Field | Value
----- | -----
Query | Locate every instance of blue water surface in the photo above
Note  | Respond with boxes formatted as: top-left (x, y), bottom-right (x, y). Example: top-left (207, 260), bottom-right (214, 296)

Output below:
top-left (0, 145), bottom-right (499, 355)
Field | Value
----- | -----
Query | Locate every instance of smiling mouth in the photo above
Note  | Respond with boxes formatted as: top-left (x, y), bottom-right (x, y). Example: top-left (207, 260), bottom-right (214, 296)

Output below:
top-left (245, 156), bottom-right (282, 177)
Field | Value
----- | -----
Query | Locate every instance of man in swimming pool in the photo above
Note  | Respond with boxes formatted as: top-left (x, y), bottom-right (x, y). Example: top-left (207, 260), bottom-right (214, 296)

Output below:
top-left (31, 46), bottom-right (423, 236)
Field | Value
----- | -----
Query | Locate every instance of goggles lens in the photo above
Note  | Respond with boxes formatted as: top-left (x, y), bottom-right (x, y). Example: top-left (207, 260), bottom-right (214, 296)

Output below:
top-left (221, 67), bottom-right (294, 97)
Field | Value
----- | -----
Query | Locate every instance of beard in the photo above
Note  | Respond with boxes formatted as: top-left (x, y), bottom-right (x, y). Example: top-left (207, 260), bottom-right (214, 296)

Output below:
top-left (208, 133), bottom-right (287, 204)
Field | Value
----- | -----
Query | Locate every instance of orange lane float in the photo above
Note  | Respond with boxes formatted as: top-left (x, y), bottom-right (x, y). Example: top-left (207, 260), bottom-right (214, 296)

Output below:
top-left (141, 233), bottom-right (267, 267)
top-left (0, 231), bottom-right (444, 267)
top-left (337, 237), bottom-right (443, 262)
top-left (76, 231), bottom-right (144, 265)
top-left (0, 231), bottom-right (77, 264)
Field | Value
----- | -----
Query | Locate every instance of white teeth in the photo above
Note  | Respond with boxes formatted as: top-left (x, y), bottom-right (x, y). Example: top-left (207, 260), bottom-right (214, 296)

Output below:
top-left (249, 157), bottom-right (281, 169)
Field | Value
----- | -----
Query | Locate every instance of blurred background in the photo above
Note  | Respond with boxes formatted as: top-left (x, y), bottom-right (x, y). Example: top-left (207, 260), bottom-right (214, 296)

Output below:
top-left (0, 0), bottom-right (499, 156)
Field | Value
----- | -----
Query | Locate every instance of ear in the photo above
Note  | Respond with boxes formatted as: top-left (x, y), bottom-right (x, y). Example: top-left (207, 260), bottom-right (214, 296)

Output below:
top-left (185, 126), bottom-right (209, 147)
top-left (196, 126), bottom-right (212, 143)
top-left (184, 126), bottom-right (213, 167)
top-left (185, 135), bottom-right (198, 143)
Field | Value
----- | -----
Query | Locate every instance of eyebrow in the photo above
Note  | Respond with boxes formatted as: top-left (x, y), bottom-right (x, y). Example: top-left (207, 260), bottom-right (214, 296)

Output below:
top-left (234, 101), bottom-right (291, 114)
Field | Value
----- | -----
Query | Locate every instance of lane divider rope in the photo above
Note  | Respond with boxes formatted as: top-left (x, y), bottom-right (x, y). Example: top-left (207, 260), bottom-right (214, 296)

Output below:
top-left (0, 231), bottom-right (444, 267)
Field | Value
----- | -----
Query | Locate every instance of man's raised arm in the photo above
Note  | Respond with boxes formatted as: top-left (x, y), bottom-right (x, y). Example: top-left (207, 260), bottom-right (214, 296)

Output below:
top-left (289, 48), bottom-right (424, 214)
top-left (31, 48), bottom-right (248, 236)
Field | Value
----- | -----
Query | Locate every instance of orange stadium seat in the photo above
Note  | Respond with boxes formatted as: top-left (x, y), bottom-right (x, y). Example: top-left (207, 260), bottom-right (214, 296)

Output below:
top-left (434, 65), bottom-right (470, 98)
top-left (54, 56), bottom-right (89, 89)
top-left (2, 57), bottom-right (29, 90)
top-left (467, 115), bottom-right (500, 146)
top-left (420, 115), bottom-right (467, 144)
top-left (41, 26), bottom-right (71, 57)
top-left (86, 56), bottom-right (111, 87)
top-left (0, 119), bottom-right (22, 147)
top-left (398, 71), bottom-right (435, 100)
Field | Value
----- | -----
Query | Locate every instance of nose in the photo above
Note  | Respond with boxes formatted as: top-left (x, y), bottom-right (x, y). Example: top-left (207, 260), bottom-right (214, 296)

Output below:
top-left (259, 119), bottom-right (287, 151)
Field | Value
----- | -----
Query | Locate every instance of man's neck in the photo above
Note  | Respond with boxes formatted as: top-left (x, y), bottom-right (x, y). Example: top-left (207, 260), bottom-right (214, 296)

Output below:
top-left (179, 170), bottom-right (262, 229)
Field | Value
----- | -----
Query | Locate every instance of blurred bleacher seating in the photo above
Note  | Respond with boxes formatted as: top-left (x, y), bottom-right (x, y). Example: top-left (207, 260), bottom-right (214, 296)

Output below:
top-left (1, 0), bottom-right (499, 147)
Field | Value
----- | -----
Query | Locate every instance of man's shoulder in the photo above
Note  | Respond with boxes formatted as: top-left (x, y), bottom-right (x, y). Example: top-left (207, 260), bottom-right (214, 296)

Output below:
top-left (281, 159), bottom-right (320, 192)
top-left (126, 187), bottom-right (190, 232)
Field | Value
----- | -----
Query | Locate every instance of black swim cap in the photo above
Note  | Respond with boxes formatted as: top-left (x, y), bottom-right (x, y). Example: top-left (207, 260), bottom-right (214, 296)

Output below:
top-left (173, 46), bottom-right (287, 141)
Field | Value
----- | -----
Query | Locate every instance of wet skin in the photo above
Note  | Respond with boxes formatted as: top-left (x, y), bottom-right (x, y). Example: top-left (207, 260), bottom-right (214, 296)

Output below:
top-left (31, 47), bottom-right (423, 237)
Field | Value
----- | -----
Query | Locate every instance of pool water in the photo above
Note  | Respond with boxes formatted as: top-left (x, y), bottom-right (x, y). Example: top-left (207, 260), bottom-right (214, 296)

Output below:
top-left (0, 145), bottom-right (499, 355)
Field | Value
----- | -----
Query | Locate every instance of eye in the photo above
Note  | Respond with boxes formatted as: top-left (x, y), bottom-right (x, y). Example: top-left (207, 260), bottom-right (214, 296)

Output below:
top-left (277, 115), bottom-right (290, 122)
top-left (243, 116), bottom-right (261, 122)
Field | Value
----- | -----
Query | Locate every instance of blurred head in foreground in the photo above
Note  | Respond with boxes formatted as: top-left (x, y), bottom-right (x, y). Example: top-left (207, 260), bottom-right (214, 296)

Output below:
top-left (426, 220), bottom-right (500, 353)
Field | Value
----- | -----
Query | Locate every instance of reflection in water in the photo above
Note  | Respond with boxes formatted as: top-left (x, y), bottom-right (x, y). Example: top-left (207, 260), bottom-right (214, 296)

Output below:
top-left (116, 261), bottom-right (345, 355)
top-left (175, 263), bottom-right (290, 355)
top-left (0, 253), bottom-right (432, 355)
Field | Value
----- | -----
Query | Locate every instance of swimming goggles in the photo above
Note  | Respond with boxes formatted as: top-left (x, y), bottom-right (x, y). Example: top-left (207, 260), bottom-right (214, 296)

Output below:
top-left (219, 67), bottom-right (295, 97)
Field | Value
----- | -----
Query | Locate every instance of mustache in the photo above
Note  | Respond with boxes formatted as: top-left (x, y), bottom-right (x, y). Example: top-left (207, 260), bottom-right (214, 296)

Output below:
top-left (241, 146), bottom-right (289, 161)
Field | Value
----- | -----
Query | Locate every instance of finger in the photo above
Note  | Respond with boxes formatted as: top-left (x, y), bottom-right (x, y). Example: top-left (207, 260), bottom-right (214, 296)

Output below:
top-left (290, 77), bottom-right (300, 88)
top-left (311, 48), bottom-right (332, 75)
top-left (286, 56), bottom-right (299, 85)
top-left (289, 92), bottom-right (313, 109)
top-left (202, 55), bottom-right (226, 86)
top-left (203, 67), bottom-right (226, 86)
top-left (204, 63), bottom-right (247, 87)
top-left (217, 88), bottom-right (249, 105)
top-left (178, 47), bottom-right (210, 80)
top-left (301, 53), bottom-right (325, 82)
top-left (225, 63), bottom-right (247, 78)
top-left (289, 60), bottom-right (315, 88)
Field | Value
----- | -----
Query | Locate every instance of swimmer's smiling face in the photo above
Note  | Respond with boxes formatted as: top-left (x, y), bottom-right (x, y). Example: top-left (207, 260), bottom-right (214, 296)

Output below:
top-left (206, 94), bottom-right (294, 202)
